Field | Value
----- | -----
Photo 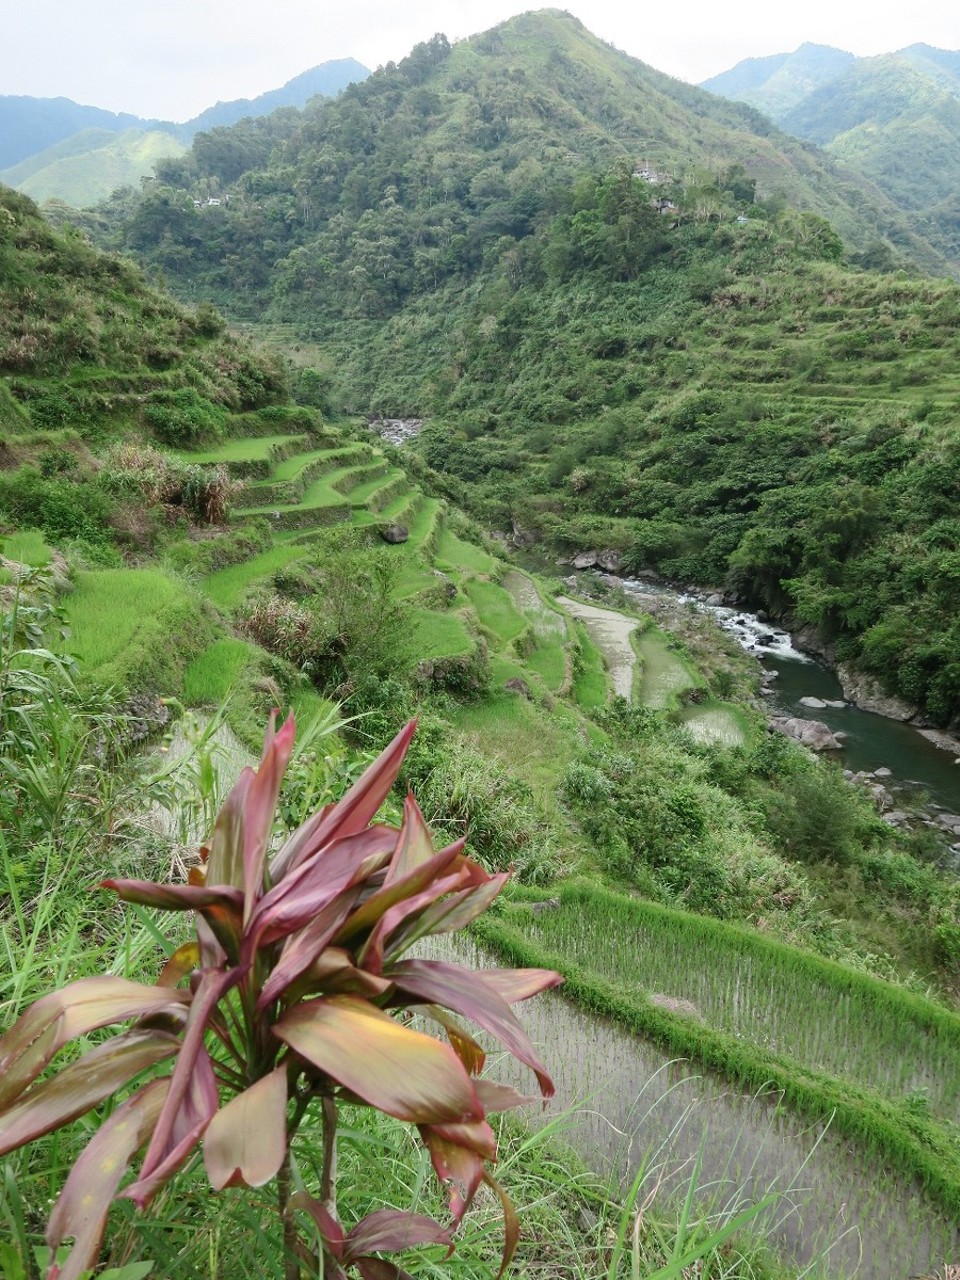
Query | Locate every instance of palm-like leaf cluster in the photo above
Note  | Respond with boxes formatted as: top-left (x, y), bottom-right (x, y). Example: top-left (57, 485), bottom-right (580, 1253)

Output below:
top-left (0, 716), bottom-right (560, 1279)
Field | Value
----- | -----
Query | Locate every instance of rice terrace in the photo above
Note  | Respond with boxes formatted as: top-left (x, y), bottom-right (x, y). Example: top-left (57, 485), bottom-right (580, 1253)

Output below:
top-left (4, 7), bottom-right (960, 1280)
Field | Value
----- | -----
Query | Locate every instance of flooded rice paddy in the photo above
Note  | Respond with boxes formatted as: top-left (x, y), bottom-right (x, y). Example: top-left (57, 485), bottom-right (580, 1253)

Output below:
top-left (431, 936), bottom-right (959, 1280)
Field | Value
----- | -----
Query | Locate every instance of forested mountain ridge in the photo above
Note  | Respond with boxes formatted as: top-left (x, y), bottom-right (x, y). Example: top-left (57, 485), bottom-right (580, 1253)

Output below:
top-left (703, 42), bottom-right (960, 271)
top-left (0, 59), bottom-right (370, 207)
top-left (85, 6), bottom-right (951, 314)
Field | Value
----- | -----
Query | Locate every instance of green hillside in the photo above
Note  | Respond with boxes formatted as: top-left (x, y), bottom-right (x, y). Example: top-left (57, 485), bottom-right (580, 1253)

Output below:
top-left (5, 22), bottom-right (960, 1271)
top-left (0, 126), bottom-right (187, 208)
top-left (87, 7), bottom-right (949, 312)
top-left (704, 43), bottom-right (960, 272)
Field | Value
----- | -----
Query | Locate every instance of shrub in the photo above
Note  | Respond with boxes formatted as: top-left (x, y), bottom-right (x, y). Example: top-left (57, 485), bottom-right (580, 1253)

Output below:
top-left (143, 388), bottom-right (228, 446)
top-left (0, 718), bottom-right (560, 1280)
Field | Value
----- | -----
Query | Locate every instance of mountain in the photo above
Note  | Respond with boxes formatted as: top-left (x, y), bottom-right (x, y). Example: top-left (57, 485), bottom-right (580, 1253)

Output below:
top-left (700, 43), bottom-right (855, 117)
top-left (703, 44), bottom-right (960, 271)
top-left (185, 58), bottom-right (370, 132)
top-left (96, 6), bottom-right (950, 320)
top-left (0, 96), bottom-right (164, 170)
top-left (0, 127), bottom-right (186, 208)
top-left (0, 59), bottom-right (370, 206)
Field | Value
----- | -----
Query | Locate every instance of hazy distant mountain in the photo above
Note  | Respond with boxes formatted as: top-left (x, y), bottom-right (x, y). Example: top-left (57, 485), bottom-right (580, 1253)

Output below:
top-left (186, 59), bottom-right (370, 132)
top-left (0, 59), bottom-right (370, 204)
top-left (700, 44), bottom-right (855, 117)
top-left (703, 43), bottom-right (960, 271)
top-left (0, 128), bottom-right (187, 208)
top-left (0, 98), bottom-right (163, 170)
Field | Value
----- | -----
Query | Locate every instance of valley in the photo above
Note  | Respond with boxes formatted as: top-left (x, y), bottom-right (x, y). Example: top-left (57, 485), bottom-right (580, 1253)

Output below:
top-left (2, 11), bottom-right (960, 1279)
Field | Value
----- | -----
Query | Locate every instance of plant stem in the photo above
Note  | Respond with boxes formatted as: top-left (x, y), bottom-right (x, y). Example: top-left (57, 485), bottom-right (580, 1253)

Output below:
top-left (320, 1095), bottom-right (338, 1213)
top-left (278, 1148), bottom-right (299, 1280)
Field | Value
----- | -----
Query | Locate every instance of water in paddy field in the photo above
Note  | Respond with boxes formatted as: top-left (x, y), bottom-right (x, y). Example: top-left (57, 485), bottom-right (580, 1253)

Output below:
top-left (433, 937), bottom-right (960, 1280)
top-left (619, 579), bottom-right (960, 815)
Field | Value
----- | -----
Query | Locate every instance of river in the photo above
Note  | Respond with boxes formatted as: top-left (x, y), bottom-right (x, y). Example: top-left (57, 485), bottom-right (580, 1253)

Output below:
top-left (620, 578), bottom-right (960, 820)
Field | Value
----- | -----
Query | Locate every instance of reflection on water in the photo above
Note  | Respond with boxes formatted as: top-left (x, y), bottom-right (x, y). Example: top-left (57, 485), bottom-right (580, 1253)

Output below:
top-left (432, 937), bottom-right (960, 1280)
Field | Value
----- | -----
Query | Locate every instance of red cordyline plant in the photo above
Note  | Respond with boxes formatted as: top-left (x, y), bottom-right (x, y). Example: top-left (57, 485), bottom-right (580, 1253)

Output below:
top-left (0, 716), bottom-right (562, 1280)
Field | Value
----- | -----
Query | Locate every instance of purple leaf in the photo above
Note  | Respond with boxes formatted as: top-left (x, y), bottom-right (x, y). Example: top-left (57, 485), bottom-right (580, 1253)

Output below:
top-left (383, 794), bottom-right (436, 885)
top-left (386, 960), bottom-right (556, 1098)
top-left (242, 711), bottom-right (295, 923)
top-left (122, 967), bottom-right (241, 1207)
top-left (270, 720), bottom-right (416, 881)
top-left (273, 995), bottom-right (482, 1124)
top-left (334, 839), bottom-right (466, 956)
top-left (204, 1066), bottom-right (287, 1189)
top-left (45, 1078), bottom-right (169, 1280)
top-left (204, 768), bottom-right (253, 891)
top-left (417, 1125), bottom-right (487, 1226)
top-left (255, 892), bottom-right (361, 1011)
top-left (475, 967), bottom-right (564, 1003)
top-left (288, 1190), bottom-right (345, 1254)
top-left (250, 826), bottom-right (398, 952)
top-left (382, 872), bottom-right (510, 964)
top-left (345, 1208), bottom-right (452, 1260)
top-left (0, 1029), bottom-right (177, 1157)
top-left (101, 879), bottom-right (244, 913)
top-left (0, 977), bottom-right (189, 1111)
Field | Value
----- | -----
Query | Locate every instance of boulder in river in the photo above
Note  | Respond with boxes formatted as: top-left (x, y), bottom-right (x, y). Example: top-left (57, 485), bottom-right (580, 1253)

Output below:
top-left (799, 696), bottom-right (828, 710)
top-left (837, 663), bottom-right (920, 722)
top-left (572, 550), bottom-right (599, 569)
top-left (769, 716), bottom-right (844, 751)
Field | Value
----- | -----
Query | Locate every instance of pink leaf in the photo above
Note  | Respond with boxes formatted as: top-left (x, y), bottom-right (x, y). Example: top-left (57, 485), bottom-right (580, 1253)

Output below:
top-left (273, 995), bottom-right (482, 1124)
top-left (0, 1029), bottom-right (177, 1158)
top-left (242, 712), bottom-right (296, 923)
top-left (45, 1078), bottom-right (169, 1280)
top-left (204, 1066), bottom-right (287, 1190)
top-left (335, 839), bottom-right (466, 955)
top-left (418, 1125), bottom-right (487, 1226)
top-left (383, 794), bottom-right (436, 885)
top-left (270, 720), bottom-right (416, 881)
top-left (205, 768), bottom-right (253, 891)
top-left (345, 1208), bottom-right (453, 1260)
top-left (122, 967), bottom-right (241, 1207)
top-left (475, 967), bottom-right (565, 1004)
top-left (0, 977), bottom-right (189, 1111)
top-left (100, 879), bottom-right (243, 913)
top-left (386, 960), bottom-right (557, 1098)
top-left (289, 1190), bottom-right (345, 1254)
top-left (382, 872), bottom-right (510, 964)
top-left (250, 826), bottom-right (398, 952)
top-left (255, 892), bottom-right (360, 1010)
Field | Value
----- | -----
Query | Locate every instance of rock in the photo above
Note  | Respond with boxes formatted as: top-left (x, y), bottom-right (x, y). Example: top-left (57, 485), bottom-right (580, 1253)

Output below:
top-left (562, 575), bottom-right (578, 590)
top-left (704, 593), bottom-right (724, 607)
top-left (572, 550), bottom-right (598, 570)
top-left (837, 664), bottom-right (919, 722)
top-left (936, 813), bottom-right (960, 833)
top-left (597, 549), bottom-right (623, 573)
top-left (509, 521), bottom-right (538, 549)
top-left (799, 696), bottom-right (828, 710)
top-left (768, 716), bottom-right (843, 751)
top-left (917, 728), bottom-right (960, 755)
top-left (504, 676), bottom-right (533, 700)
top-left (432, 570), bottom-right (457, 600)
top-left (378, 522), bottom-right (408, 544)
top-left (874, 767), bottom-right (893, 779)
top-left (882, 811), bottom-right (909, 826)
top-left (823, 699), bottom-right (847, 709)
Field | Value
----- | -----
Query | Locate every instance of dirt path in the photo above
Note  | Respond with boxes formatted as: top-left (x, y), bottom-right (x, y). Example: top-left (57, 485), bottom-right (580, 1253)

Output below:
top-left (556, 595), bottom-right (638, 700)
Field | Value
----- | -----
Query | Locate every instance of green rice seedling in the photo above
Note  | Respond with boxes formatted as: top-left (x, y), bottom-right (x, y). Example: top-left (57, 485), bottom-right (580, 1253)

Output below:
top-left (435, 529), bottom-right (498, 575)
top-left (182, 640), bottom-right (261, 708)
top-left (463, 579), bottom-right (527, 648)
top-left (572, 623), bottom-right (610, 708)
top-left (0, 530), bottom-right (53, 567)
top-left (202, 545), bottom-right (310, 611)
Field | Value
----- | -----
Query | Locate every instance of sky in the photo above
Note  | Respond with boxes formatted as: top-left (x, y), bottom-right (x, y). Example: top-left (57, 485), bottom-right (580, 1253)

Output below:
top-left (1, 0), bottom-right (958, 121)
